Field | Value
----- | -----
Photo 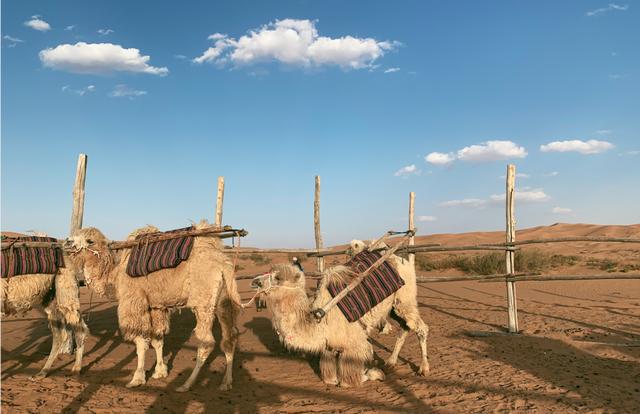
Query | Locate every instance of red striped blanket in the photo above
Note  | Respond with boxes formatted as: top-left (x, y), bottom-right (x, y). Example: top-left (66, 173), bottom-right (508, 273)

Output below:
top-left (126, 227), bottom-right (195, 277)
top-left (1, 236), bottom-right (65, 278)
top-left (327, 250), bottom-right (405, 322)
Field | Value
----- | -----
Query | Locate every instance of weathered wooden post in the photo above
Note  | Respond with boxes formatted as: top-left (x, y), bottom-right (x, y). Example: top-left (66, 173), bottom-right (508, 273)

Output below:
top-left (505, 164), bottom-right (519, 333)
top-left (215, 176), bottom-right (225, 228)
top-left (70, 154), bottom-right (88, 236)
top-left (314, 176), bottom-right (325, 274)
top-left (408, 192), bottom-right (416, 266)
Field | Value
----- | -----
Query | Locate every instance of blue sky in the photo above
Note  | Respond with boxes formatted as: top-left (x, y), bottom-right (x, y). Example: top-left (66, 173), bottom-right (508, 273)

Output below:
top-left (2, 1), bottom-right (639, 247)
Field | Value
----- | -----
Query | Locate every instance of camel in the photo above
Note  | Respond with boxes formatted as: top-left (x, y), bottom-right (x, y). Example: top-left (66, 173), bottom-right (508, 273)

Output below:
top-left (251, 239), bottom-right (429, 387)
top-left (65, 220), bottom-right (241, 392)
top-left (1, 253), bottom-right (88, 378)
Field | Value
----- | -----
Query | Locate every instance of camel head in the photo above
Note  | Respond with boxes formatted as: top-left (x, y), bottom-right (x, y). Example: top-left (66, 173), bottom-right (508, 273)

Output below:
top-left (251, 264), bottom-right (305, 295)
top-left (347, 239), bottom-right (368, 256)
top-left (65, 227), bottom-right (114, 297)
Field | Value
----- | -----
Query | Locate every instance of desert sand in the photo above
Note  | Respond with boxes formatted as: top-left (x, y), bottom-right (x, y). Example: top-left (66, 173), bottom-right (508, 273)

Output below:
top-left (2, 223), bottom-right (639, 413)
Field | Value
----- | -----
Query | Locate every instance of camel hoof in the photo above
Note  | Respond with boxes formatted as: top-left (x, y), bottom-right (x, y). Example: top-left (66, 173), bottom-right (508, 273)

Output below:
top-left (218, 382), bottom-right (232, 391)
top-left (71, 368), bottom-right (82, 376)
top-left (366, 368), bottom-right (385, 382)
top-left (384, 360), bottom-right (397, 369)
top-left (126, 379), bottom-right (145, 388)
top-left (418, 363), bottom-right (430, 376)
top-left (151, 367), bottom-right (168, 379)
top-left (30, 372), bottom-right (48, 381)
top-left (323, 378), bottom-right (339, 386)
top-left (175, 385), bottom-right (190, 393)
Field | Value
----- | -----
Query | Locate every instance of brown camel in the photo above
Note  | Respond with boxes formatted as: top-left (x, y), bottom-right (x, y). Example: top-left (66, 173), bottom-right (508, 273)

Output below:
top-left (65, 221), bottom-right (240, 392)
top-left (251, 239), bottom-right (429, 387)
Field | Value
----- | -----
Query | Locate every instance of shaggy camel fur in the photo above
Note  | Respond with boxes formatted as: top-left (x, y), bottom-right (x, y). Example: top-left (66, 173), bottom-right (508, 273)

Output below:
top-left (66, 221), bottom-right (241, 392)
top-left (1, 262), bottom-right (88, 378)
top-left (252, 241), bottom-right (429, 387)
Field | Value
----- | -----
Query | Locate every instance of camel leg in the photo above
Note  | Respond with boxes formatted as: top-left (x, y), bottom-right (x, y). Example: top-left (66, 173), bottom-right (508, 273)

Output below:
top-left (337, 348), bottom-right (369, 388)
top-left (320, 350), bottom-right (339, 385)
top-left (386, 328), bottom-right (409, 367)
top-left (393, 304), bottom-right (430, 375)
top-left (127, 337), bottom-right (149, 388)
top-left (150, 308), bottom-right (169, 379)
top-left (176, 307), bottom-right (215, 392)
top-left (71, 319), bottom-right (88, 374)
top-left (33, 306), bottom-right (66, 379)
top-left (216, 296), bottom-right (239, 391)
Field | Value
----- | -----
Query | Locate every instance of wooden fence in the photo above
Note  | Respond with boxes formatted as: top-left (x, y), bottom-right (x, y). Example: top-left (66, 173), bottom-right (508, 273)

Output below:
top-left (20, 155), bottom-right (640, 333)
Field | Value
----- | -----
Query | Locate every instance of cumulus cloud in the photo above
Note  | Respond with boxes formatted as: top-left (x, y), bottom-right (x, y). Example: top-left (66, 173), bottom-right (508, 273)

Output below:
top-left (108, 84), bottom-right (147, 98)
top-left (39, 42), bottom-right (168, 76)
top-left (418, 215), bottom-right (437, 222)
top-left (394, 164), bottom-right (420, 178)
top-left (62, 84), bottom-right (96, 96)
top-left (384, 67), bottom-right (400, 73)
top-left (586, 3), bottom-right (629, 16)
top-left (543, 171), bottom-right (559, 177)
top-left (97, 29), bottom-right (114, 36)
top-left (425, 152), bottom-right (455, 165)
top-left (439, 198), bottom-right (488, 208)
top-left (193, 19), bottom-right (399, 70)
top-left (64, 25), bottom-right (76, 31)
top-left (426, 140), bottom-right (527, 166)
top-left (25, 15), bottom-right (51, 31)
top-left (540, 139), bottom-right (614, 154)
top-left (552, 207), bottom-right (573, 214)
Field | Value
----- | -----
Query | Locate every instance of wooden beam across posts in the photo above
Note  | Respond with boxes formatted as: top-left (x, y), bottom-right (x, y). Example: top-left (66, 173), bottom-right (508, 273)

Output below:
top-left (480, 274), bottom-right (640, 283)
top-left (314, 176), bottom-right (325, 274)
top-left (215, 176), bottom-right (225, 229)
top-left (408, 192), bottom-right (416, 267)
top-left (70, 154), bottom-right (88, 236)
top-left (505, 164), bottom-right (519, 333)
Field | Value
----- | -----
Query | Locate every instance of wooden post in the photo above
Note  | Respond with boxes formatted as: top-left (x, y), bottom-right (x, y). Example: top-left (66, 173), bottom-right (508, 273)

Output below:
top-left (408, 192), bottom-right (416, 266)
top-left (70, 154), bottom-right (88, 236)
top-left (505, 164), bottom-right (519, 333)
top-left (314, 176), bottom-right (325, 274)
top-left (215, 176), bottom-right (225, 228)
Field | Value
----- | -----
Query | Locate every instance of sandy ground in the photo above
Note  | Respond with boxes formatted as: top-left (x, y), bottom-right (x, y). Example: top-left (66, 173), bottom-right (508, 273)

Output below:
top-left (2, 223), bottom-right (640, 413)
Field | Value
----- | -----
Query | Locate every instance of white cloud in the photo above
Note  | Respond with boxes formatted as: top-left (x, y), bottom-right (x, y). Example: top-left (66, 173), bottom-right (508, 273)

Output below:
top-left (394, 164), bottom-right (420, 177)
top-left (193, 19), bottom-right (399, 70)
top-left (439, 198), bottom-right (488, 208)
top-left (108, 84), bottom-right (147, 98)
top-left (3, 35), bottom-right (24, 47)
top-left (490, 189), bottom-right (551, 203)
top-left (97, 29), bottom-right (114, 36)
top-left (174, 54), bottom-right (187, 59)
top-left (25, 16), bottom-right (51, 31)
top-left (64, 25), bottom-right (76, 31)
top-left (425, 152), bottom-right (455, 165)
top-left (418, 215), bottom-right (437, 222)
top-left (62, 84), bottom-right (96, 96)
top-left (586, 3), bottom-right (629, 16)
top-left (39, 42), bottom-right (168, 76)
top-left (543, 171), bottom-right (559, 177)
top-left (620, 150), bottom-right (640, 156)
top-left (552, 207), bottom-right (573, 214)
top-left (457, 140), bottom-right (527, 162)
top-left (384, 67), bottom-right (400, 73)
top-left (595, 129), bottom-right (612, 135)
top-left (499, 173), bottom-right (530, 179)
top-left (540, 139), bottom-right (614, 154)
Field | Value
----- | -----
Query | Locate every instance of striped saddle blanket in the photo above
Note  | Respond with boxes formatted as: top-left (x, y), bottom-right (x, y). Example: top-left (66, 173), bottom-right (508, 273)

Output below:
top-left (1, 236), bottom-right (65, 278)
top-left (327, 250), bottom-right (405, 322)
top-left (126, 227), bottom-right (195, 277)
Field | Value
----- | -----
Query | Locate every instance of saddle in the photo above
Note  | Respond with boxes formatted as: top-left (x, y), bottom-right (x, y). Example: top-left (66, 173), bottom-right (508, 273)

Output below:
top-left (126, 226), bottom-right (195, 277)
top-left (1, 235), bottom-right (65, 278)
top-left (326, 250), bottom-right (405, 322)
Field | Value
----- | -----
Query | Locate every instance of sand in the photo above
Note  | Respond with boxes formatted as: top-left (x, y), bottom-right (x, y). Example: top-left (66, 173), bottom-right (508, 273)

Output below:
top-left (2, 223), bottom-right (639, 413)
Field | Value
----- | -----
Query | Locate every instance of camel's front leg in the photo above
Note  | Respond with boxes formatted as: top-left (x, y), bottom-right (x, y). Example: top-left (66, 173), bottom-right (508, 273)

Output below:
top-left (126, 337), bottom-right (149, 388)
top-left (216, 290), bottom-right (239, 391)
top-left (71, 319), bottom-right (88, 374)
top-left (320, 350), bottom-right (339, 385)
top-left (32, 306), bottom-right (66, 379)
top-left (151, 338), bottom-right (168, 379)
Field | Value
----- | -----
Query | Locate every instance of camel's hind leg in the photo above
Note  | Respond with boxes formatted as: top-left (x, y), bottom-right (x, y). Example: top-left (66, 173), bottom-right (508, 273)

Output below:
top-left (392, 304), bottom-right (430, 375)
top-left (70, 319), bottom-right (88, 374)
top-left (386, 328), bottom-right (409, 368)
top-left (216, 293), bottom-right (239, 391)
top-left (176, 307), bottom-right (216, 392)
